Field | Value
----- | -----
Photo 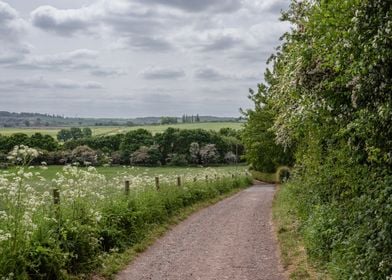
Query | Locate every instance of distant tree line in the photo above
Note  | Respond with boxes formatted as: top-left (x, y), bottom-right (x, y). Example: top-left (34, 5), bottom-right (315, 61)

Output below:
top-left (181, 114), bottom-right (200, 123)
top-left (0, 111), bottom-right (241, 128)
top-left (0, 127), bottom-right (244, 167)
top-left (160, 117), bottom-right (178, 125)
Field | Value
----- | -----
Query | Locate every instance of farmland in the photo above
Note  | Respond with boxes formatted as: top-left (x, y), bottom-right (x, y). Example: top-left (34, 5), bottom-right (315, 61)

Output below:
top-left (0, 153), bottom-right (251, 278)
top-left (0, 164), bottom-right (247, 190)
top-left (0, 122), bottom-right (243, 137)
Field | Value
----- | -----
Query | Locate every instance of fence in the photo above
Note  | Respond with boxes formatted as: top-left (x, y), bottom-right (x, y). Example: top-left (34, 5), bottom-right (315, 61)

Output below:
top-left (50, 171), bottom-right (252, 204)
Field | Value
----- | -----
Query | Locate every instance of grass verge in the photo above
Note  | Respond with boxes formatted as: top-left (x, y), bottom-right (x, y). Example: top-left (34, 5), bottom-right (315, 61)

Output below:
top-left (95, 184), bottom-right (250, 279)
top-left (272, 184), bottom-right (329, 280)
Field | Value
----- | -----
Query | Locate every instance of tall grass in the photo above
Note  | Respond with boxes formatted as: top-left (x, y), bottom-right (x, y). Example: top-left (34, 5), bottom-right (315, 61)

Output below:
top-left (0, 146), bottom-right (252, 279)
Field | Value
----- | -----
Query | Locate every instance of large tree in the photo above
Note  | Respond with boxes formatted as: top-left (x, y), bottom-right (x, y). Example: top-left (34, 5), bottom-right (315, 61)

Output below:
top-left (242, 84), bottom-right (293, 173)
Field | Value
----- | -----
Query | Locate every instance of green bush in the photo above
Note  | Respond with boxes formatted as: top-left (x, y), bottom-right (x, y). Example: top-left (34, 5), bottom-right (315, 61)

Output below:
top-left (283, 160), bottom-right (392, 279)
top-left (277, 167), bottom-right (290, 183)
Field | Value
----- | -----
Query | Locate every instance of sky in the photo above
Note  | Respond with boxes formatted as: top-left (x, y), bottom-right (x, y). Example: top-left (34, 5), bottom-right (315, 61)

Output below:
top-left (0, 0), bottom-right (290, 118)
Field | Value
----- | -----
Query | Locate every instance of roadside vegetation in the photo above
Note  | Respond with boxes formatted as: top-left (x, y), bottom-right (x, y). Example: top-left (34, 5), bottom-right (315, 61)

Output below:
top-left (0, 146), bottom-right (252, 279)
top-left (243, 0), bottom-right (391, 278)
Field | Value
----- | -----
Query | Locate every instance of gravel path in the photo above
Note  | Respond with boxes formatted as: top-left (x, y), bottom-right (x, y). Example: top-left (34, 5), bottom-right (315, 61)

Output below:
top-left (116, 183), bottom-right (286, 280)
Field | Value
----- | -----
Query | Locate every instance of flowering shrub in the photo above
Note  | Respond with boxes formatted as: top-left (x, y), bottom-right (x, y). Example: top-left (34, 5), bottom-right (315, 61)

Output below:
top-left (199, 144), bottom-right (219, 165)
top-left (224, 151), bottom-right (237, 164)
top-left (70, 145), bottom-right (98, 166)
top-left (7, 145), bottom-right (40, 165)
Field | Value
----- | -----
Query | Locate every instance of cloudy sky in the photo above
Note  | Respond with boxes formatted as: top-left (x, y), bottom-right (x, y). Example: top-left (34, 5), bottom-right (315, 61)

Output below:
top-left (0, 0), bottom-right (289, 118)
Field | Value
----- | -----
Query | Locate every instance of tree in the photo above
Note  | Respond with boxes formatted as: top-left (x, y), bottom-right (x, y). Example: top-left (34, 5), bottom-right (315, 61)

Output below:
top-left (82, 127), bottom-right (92, 138)
top-left (160, 116), bottom-right (178, 125)
top-left (29, 133), bottom-right (58, 151)
top-left (57, 129), bottom-right (72, 142)
top-left (6, 133), bottom-right (30, 151)
top-left (120, 129), bottom-right (154, 162)
top-left (242, 86), bottom-right (293, 173)
top-left (70, 127), bottom-right (83, 140)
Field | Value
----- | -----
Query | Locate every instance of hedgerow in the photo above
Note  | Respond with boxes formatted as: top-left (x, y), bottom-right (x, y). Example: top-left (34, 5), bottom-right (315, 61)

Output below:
top-left (245, 0), bottom-right (392, 278)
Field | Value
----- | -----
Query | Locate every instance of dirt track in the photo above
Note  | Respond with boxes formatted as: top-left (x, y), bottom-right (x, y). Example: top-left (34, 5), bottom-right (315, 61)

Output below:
top-left (116, 183), bottom-right (286, 280)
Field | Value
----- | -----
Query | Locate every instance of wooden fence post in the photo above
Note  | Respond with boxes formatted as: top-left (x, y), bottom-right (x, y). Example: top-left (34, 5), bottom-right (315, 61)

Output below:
top-left (155, 176), bottom-right (160, 190)
top-left (177, 176), bottom-right (181, 187)
top-left (53, 189), bottom-right (60, 205)
top-left (52, 189), bottom-right (60, 221)
top-left (193, 177), bottom-right (197, 182)
top-left (205, 175), bottom-right (208, 183)
top-left (124, 180), bottom-right (130, 196)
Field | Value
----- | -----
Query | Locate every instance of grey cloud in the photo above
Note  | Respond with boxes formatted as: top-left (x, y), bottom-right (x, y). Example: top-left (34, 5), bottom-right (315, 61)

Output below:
top-left (50, 79), bottom-right (104, 90)
top-left (140, 93), bottom-right (173, 103)
top-left (0, 77), bottom-right (50, 91)
top-left (0, 53), bottom-right (23, 64)
top-left (201, 35), bottom-right (241, 52)
top-left (138, 0), bottom-right (241, 13)
top-left (122, 36), bottom-right (173, 52)
top-left (102, 11), bottom-right (166, 36)
top-left (0, 77), bottom-right (103, 91)
top-left (140, 67), bottom-right (185, 80)
top-left (194, 66), bottom-right (261, 82)
top-left (1, 48), bottom-right (123, 77)
top-left (229, 48), bottom-right (273, 63)
top-left (263, 0), bottom-right (289, 13)
top-left (0, 1), bottom-right (26, 42)
top-left (194, 67), bottom-right (227, 81)
top-left (0, 0), bottom-right (290, 117)
top-left (84, 81), bottom-right (104, 89)
top-left (52, 79), bottom-right (80, 89)
top-left (12, 77), bottom-right (51, 89)
top-left (28, 49), bottom-right (98, 68)
top-left (30, 5), bottom-right (93, 36)
top-left (90, 68), bottom-right (124, 77)
top-left (243, 0), bottom-right (289, 14)
top-left (134, 36), bottom-right (173, 51)
top-left (30, 1), bottom-right (178, 53)
top-left (0, 1), bottom-right (15, 20)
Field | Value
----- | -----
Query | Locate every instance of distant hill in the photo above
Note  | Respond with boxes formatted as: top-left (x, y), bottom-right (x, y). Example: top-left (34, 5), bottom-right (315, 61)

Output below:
top-left (0, 111), bottom-right (242, 128)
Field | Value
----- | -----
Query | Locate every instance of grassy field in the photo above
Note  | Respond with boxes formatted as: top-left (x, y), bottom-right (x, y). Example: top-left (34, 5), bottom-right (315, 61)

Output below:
top-left (0, 122), bottom-right (243, 137)
top-left (0, 164), bottom-right (247, 190)
top-left (0, 163), bottom-right (251, 278)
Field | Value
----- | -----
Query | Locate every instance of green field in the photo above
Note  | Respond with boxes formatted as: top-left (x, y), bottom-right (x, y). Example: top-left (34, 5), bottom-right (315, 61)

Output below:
top-left (0, 163), bottom-right (251, 278)
top-left (0, 122), bottom-right (243, 137)
top-left (1, 165), bottom-right (248, 190)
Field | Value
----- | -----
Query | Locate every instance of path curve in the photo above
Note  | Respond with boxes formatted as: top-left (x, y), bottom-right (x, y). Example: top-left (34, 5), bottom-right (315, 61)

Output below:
top-left (117, 183), bottom-right (286, 280)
